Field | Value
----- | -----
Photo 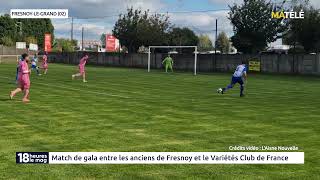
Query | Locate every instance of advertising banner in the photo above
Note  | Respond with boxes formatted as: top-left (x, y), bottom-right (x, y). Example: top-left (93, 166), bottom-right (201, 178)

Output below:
top-left (44, 34), bottom-right (52, 52)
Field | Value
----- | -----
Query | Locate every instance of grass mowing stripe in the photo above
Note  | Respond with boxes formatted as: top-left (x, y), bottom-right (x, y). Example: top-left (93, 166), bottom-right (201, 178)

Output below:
top-left (0, 63), bottom-right (319, 179)
top-left (0, 76), bottom-right (130, 99)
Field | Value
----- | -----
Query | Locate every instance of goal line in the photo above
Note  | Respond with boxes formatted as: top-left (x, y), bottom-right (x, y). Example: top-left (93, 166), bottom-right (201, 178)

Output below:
top-left (147, 46), bottom-right (198, 75)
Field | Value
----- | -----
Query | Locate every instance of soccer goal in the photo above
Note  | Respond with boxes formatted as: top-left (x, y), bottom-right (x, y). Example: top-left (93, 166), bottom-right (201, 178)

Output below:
top-left (148, 46), bottom-right (198, 75)
top-left (0, 55), bottom-right (20, 64)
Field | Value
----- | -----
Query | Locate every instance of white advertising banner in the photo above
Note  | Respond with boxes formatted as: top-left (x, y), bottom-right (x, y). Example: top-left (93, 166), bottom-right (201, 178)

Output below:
top-left (29, 43), bottom-right (38, 51)
top-left (16, 42), bottom-right (26, 49)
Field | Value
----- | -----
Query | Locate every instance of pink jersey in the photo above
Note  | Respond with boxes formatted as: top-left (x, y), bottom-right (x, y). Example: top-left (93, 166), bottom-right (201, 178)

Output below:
top-left (79, 56), bottom-right (88, 74)
top-left (18, 60), bottom-right (30, 90)
top-left (42, 55), bottom-right (48, 69)
top-left (79, 57), bottom-right (88, 67)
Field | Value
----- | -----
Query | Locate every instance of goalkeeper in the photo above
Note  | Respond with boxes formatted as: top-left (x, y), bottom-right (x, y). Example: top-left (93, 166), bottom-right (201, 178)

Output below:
top-left (162, 54), bottom-right (174, 73)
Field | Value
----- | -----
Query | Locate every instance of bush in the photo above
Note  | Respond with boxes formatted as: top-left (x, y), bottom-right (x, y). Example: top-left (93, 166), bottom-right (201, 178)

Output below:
top-left (0, 36), bottom-right (14, 46)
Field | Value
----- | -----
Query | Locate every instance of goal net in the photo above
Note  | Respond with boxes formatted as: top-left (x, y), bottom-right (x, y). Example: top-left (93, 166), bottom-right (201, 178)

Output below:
top-left (0, 55), bottom-right (20, 64)
top-left (148, 46), bottom-right (198, 75)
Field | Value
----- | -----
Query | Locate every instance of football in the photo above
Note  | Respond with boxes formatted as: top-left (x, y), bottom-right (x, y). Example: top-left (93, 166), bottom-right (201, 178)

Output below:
top-left (217, 88), bottom-right (223, 93)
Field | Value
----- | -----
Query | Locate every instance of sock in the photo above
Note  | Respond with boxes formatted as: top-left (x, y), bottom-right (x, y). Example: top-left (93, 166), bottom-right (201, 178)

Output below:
top-left (240, 85), bottom-right (244, 95)
top-left (224, 84), bottom-right (233, 92)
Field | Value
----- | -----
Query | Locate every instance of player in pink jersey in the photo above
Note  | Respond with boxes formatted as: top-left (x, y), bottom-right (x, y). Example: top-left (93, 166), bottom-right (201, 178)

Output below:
top-left (72, 54), bottom-right (89, 83)
top-left (10, 53), bottom-right (31, 103)
top-left (42, 52), bottom-right (48, 74)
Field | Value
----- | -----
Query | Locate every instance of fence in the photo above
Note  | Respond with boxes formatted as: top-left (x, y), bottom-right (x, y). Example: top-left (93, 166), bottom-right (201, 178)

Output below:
top-left (47, 52), bottom-right (320, 75)
top-left (0, 45), bottom-right (29, 55)
top-left (1, 48), bottom-right (319, 75)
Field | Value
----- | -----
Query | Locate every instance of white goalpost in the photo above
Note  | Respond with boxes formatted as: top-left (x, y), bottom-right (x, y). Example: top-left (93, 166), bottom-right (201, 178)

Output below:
top-left (148, 46), bottom-right (198, 75)
top-left (0, 55), bottom-right (20, 64)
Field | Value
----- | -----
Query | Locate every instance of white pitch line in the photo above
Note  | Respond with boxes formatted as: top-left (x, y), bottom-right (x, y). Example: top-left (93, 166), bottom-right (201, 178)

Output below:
top-left (0, 76), bottom-right (130, 99)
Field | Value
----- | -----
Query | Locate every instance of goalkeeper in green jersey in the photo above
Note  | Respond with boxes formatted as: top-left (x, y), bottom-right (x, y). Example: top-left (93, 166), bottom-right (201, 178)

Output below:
top-left (162, 54), bottom-right (174, 73)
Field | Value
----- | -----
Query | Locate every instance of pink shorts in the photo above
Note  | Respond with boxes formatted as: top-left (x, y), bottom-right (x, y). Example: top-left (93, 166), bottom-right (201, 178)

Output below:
top-left (79, 66), bottom-right (85, 74)
top-left (18, 78), bottom-right (30, 90)
top-left (43, 64), bottom-right (48, 69)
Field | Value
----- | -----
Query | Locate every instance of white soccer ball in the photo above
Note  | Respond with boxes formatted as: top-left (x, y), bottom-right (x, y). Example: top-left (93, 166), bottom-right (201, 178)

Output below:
top-left (217, 88), bottom-right (223, 93)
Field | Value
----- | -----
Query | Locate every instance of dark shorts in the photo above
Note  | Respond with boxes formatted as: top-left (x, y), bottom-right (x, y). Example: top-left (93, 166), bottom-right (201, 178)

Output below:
top-left (231, 76), bottom-right (244, 85)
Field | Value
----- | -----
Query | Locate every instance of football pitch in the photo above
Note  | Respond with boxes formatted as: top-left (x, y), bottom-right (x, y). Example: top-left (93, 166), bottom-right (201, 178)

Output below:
top-left (0, 62), bottom-right (319, 179)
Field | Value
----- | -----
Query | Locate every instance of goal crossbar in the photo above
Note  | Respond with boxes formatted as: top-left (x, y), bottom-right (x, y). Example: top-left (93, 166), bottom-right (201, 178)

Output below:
top-left (148, 46), bottom-right (198, 75)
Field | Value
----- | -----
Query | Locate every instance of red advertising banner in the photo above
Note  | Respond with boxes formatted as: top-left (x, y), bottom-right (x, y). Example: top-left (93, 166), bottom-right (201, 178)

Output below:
top-left (44, 33), bottom-right (52, 52)
top-left (106, 35), bottom-right (116, 52)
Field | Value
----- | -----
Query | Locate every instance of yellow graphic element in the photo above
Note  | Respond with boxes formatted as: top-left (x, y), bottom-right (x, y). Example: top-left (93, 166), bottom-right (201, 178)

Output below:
top-left (271, 11), bottom-right (304, 19)
top-left (271, 11), bottom-right (280, 19)
top-left (249, 61), bottom-right (261, 72)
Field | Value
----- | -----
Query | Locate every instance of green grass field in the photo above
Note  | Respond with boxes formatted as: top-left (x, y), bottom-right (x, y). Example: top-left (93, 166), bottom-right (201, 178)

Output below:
top-left (0, 62), bottom-right (319, 179)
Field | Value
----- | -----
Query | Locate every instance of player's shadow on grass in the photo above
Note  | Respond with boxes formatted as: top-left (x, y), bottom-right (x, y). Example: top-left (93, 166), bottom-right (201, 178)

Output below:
top-left (0, 98), bottom-right (14, 102)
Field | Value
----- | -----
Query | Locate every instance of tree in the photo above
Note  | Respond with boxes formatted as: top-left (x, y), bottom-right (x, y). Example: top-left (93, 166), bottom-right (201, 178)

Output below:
top-left (198, 35), bottom-right (213, 52)
top-left (0, 14), bottom-right (17, 44)
top-left (18, 19), bottom-right (54, 49)
top-left (169, 27), bottom-right (198, 46)
top-left (113, 7), bottom-right (171, 52)
top-left (166, 27), bottom-right (198, 53)
top-left (229, 0), bottom-right (285, 53)
top-left (25, 36), bottom-right (37, 44)
top-left (283, 1), bottom-right (320, 52)
top-left (0, 36), bottom-right (14, 46)
top-left (137, 12), bottom-right (171, 46)
top-left (53, 38), bottom-right (76, 52)
top-left (216, 32), bottom-right (230, 53)
top-left (0, 15), bottom-right (54, 49)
